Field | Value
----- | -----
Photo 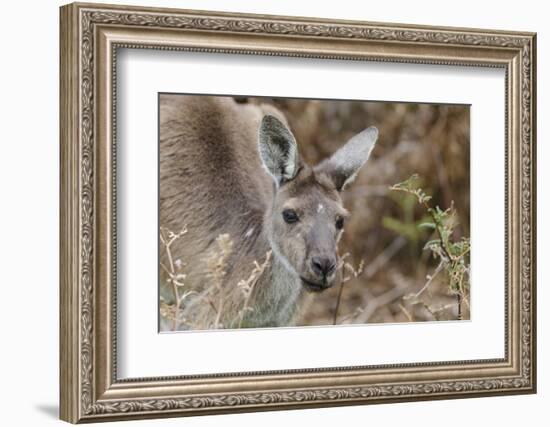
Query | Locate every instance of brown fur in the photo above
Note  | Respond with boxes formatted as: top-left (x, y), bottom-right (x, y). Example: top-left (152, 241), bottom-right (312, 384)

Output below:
top-left (160, 94), bottom-right (376, 328)
top-left (161, 95), bottom-right (294, 327)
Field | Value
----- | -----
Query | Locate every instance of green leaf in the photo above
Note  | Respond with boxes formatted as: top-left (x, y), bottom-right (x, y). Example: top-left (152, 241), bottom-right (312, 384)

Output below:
top-left (418, 222), bottom-right (436, 229)
top-left (382, 217), bottom-right (418, 242)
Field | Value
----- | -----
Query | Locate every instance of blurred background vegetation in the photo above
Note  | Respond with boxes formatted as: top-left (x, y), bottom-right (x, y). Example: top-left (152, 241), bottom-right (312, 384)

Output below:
top-left (243, 96), bottom-right (471, 325)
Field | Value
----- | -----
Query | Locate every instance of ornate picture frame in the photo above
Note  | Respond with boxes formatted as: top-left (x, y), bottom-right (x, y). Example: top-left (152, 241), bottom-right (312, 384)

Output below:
top-left (60, 2), bottom-right (536, 423)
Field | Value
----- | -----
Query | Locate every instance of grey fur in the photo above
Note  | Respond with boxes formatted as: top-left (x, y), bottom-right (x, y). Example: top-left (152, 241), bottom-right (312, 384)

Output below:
top-left (160, 94), bottom-right (377, 329)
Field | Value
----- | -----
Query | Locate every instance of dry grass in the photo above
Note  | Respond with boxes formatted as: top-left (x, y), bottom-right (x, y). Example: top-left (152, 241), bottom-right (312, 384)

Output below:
top-left (234, 250), bottom-right (272, 328)
top-left (159, 99), bottom-right (471, 330)
top-left (159, 230), bottom-right (272, 331)
top-left (159, 226), bottom-right (194, 331)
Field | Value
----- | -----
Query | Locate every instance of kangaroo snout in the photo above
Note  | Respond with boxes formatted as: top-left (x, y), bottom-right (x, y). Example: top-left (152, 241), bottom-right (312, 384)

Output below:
top-left (310, 256), bottom-right (336, 279)
top-left (300, 254), bottom-right (337, 293)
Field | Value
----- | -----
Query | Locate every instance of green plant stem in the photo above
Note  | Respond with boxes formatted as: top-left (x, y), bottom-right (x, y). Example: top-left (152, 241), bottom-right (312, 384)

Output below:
top-left (421, 200), bottom-right (454, 262)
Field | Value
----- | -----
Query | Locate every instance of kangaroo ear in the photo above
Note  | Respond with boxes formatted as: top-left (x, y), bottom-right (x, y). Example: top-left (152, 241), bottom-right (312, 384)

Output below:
top-left (258, 115), bottom-right (300, 186)
top-left (315, 126), bottom-right (378, 191)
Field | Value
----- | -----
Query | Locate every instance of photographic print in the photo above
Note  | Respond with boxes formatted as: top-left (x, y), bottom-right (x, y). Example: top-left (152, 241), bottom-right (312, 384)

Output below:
top-left (158, 94), bottom-right (470, 332)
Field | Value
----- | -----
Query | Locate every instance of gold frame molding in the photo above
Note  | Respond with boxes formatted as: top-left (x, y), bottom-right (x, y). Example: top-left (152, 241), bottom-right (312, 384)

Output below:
top-left (60, 2), bottom-right (537, 423)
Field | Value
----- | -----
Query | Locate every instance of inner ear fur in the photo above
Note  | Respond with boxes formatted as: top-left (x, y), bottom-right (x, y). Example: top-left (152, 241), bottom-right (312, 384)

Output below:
top-left (315, 126), bottom-right (378, 191)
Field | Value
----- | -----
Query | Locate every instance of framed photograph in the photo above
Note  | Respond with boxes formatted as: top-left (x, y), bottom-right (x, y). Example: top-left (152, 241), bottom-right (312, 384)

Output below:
top-left (60, 2), bottom-right (537, 423)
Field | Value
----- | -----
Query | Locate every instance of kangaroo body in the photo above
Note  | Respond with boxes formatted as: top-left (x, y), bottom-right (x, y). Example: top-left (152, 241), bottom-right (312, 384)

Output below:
top-left (160, 95), bottom-right (299, 327)
top-left (160, 94), bottom-right (378, 329)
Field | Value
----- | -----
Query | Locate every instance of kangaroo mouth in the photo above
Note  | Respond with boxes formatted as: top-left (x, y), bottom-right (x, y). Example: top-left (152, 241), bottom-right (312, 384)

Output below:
top-left (300, 277), bottom-right (329, 293)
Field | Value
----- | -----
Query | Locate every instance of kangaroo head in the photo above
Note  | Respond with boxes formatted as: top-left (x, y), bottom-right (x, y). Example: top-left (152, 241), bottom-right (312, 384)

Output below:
top-left (259, 114), bottom-right (378, 293)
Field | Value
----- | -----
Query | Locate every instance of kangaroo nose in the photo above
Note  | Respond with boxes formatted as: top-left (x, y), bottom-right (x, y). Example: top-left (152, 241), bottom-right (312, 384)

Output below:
top-left (311, 256), bottom-right (336, 278)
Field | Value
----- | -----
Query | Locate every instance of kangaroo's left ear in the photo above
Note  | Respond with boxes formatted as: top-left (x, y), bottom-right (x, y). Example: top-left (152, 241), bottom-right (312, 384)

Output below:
top-left (315, 126), bottom-right (378, 191)
top-left (258, 115), bottom-right (300, 186)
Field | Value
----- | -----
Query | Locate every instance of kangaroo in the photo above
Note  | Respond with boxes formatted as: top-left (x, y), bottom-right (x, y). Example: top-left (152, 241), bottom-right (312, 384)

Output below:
top-left (160, 94), bottom-right (378, 329)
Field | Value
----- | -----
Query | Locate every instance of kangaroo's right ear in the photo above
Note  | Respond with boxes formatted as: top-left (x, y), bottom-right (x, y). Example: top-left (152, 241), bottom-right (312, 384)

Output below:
top-left (314, 126), bottom-right (378, 191)
top-left (258, 115), bottom-right (300, 186)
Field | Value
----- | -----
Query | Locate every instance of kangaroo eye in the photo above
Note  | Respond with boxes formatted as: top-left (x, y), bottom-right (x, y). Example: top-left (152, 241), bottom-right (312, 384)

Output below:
top-left (282, 209), bottom-right (299, 224)
top-left (335, 216), bottom-right (345, 230)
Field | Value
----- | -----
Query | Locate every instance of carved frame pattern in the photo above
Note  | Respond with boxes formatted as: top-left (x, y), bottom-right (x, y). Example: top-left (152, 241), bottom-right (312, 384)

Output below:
top-left (60, 2), bottom-right (536, 423)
